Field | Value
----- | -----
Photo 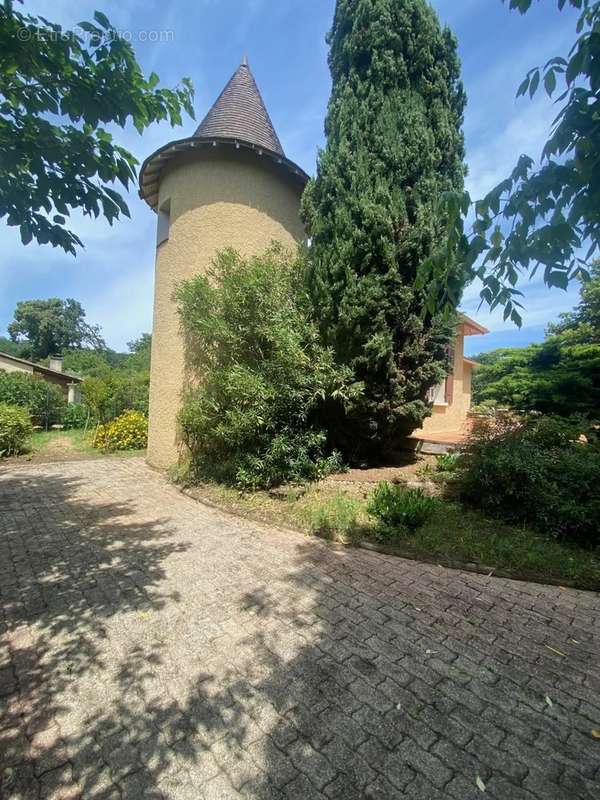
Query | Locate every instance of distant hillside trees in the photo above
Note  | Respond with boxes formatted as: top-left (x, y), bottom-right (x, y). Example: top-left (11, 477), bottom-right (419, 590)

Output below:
top-left (8, 298), bottom-right (105, 359)
top-left (472, 263), bottom-right (600, 417)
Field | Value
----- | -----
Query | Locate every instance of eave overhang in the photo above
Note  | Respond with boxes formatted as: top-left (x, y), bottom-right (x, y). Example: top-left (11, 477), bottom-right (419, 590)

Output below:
top-left (138, 136), bottom-right (310, 211)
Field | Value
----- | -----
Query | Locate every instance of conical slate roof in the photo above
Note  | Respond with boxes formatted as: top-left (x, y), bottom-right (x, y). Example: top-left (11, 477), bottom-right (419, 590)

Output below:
top-left (139, 58), bottom-right (309, 210)
top-left (194, 57), bottom-right (284, 156)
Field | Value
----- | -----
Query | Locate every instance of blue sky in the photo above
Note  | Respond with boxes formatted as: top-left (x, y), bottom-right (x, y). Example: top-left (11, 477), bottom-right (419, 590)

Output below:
top-left (0, 0), bottom-right (581, 356)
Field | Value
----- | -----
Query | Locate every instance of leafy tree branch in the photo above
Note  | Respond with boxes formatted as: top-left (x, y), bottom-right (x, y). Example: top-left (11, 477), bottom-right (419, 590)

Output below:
top-left (0, 4), bottom-right (194, 254)
top-left (422, 0), bottom-right (599, 325)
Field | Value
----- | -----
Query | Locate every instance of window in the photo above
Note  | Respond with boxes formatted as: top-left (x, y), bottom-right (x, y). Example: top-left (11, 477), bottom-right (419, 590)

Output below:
top-left (428, 380), bottom-right (447, 406)
top-left (428, 375), bottom-right (454, 407)
top-left (156, 198), bottom-right (171, 246)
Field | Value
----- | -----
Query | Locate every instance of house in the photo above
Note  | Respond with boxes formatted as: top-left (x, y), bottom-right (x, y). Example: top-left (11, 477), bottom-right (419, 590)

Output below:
top-left (139, 58), bottom-right (487, 467)
top-left (0, 353), bottom-right (82, 404)
top-left (410, 314), bottom-right (488, 451)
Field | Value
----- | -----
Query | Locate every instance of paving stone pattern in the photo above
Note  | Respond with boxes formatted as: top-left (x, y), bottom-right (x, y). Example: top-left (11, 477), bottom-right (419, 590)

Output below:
top-left (1, 458), bottom-right (599, 799)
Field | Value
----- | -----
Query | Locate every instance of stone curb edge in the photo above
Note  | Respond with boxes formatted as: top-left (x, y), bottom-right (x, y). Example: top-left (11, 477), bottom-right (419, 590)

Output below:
top-left (178, 485), bottom-right (600, 595)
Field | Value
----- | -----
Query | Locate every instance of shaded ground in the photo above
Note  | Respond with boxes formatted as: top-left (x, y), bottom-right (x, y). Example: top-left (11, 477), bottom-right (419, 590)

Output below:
top-left (1, 458), bottom-right (599, 799)
top-left (327, 453), bottom-right (436, 484)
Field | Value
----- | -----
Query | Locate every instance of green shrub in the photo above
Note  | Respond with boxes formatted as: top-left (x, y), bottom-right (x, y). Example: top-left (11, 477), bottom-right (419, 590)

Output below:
top-left (93, 410), bottom-right (147, 451)
top-left (309, 492), bottom-right (361, 540)
top-left (0, 403), bottom-right (33, 456)
top-left (367, 482), bottom-right (437, 533)
top-left (0, 371), bottom-right (66, 426)
top-left (176, 246), bottom-right (357, 489)
top-left (455, 414), bottom-right (600, 547)
top-left (436, 452), bottom-right (462, 473)
top-left (82, 372), bottom-right (149, 424)
top-left (61, 403), bottom-right (88, 429)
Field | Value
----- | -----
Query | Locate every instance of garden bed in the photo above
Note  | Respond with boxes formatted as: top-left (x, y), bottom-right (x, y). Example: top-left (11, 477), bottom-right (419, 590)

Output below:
top-left (179, 469), bottom-right (600, 592)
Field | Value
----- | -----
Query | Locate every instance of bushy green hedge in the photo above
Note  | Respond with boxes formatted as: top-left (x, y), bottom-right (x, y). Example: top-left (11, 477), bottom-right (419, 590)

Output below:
top-left (455, 414), bottom-right (600, 547)
top-left (81, 372), bottom-right (149, 424)
top-left (176, 246), bottom-right (357, 489)
top-left (0, 371), bottom-right (66, 426)
top-left (367, 482), bottom-right (437, 534)
top-left (0, 403), bottom-right (32, 456)
top-left (62, 403), bottom-right (88, 429)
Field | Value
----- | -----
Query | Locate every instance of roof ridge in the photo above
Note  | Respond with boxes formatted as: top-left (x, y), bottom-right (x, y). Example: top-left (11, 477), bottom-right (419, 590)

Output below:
top-left (194, 60), bottom-right (284, 156)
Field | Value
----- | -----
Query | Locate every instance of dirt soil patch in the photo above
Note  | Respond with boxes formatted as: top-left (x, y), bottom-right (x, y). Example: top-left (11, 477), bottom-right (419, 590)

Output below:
top-left (328, 453), bottom-right (437, 484)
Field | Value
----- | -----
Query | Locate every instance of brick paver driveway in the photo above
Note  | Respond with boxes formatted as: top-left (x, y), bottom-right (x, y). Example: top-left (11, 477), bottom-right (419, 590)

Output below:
top-left (1, 458), bottom-right (599, 799)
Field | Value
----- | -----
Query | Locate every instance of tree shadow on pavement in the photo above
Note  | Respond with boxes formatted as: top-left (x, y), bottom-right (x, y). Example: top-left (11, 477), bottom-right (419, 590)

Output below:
top-left (1, 465), bottom-right (599, 799)
top-left (0, 467), bottom-right (187, 798)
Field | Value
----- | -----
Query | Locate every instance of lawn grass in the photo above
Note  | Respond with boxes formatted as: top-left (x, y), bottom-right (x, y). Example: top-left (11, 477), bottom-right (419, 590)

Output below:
top-left (182, 479), bottom-right (600, 591)
top-left (17, 428), bottom-right (146, 461)
top-left (382, 501), bottom-right (600, 589)
top-left (30, 428), bottom-right (96, 455)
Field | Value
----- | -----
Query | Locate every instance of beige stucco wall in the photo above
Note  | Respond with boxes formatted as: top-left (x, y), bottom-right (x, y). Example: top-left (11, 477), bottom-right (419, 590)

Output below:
top-left (0, 354), bottom-right (34, 374)
top-left (413, 328), bottom-right (473, 437)
top-left (147, 149), bottom-right (305, 468)
top-left (34, 370), bottom-right (70, 395)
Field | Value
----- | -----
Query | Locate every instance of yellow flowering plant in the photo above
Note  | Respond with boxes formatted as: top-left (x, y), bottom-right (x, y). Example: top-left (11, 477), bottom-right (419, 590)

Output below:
top-left (94, 410), bottom-right (147, 451)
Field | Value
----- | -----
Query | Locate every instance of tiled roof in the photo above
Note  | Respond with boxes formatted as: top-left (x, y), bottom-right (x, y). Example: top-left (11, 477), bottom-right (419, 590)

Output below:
top-left (0, 352), bottom-right (82, 382)
top-left (194, 57), bottom-right (284, 156)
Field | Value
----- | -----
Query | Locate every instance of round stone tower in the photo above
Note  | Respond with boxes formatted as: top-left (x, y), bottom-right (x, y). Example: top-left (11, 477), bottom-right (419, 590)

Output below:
top-left (139, 58), bottom-right (308, 468)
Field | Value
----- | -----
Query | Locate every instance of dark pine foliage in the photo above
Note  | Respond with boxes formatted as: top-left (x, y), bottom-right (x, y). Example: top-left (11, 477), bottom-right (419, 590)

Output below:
top-left (302, 0), bottom-right (467, 460)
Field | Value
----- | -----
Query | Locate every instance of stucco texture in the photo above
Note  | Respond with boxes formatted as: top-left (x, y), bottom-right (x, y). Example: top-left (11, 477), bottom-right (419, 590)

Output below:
top-left (0, 355), bottom-right (33, 375)
top-left (147, 149), bottom-right (305, 468)
top-left (413, 329), bottom-right (473, 437)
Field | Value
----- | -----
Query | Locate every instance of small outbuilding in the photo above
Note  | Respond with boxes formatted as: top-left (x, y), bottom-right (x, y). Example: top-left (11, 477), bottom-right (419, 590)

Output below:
top-left (0, 353), bottom-right (82, 404)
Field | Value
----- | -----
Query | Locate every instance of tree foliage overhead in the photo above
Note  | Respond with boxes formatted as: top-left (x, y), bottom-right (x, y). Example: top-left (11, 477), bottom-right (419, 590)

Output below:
top-left (8, 298), bottom-right (105, 359)
top-left (0, 1), bottom-right (194, 254)
top-left (302, 0), bottom-right (467, 457)
top-left (425, 0), bottom-right (600, 323)
top-left (59, 334), bottom-right (152, 376)
top-left (472, 262), bottom-right (600, 415)
top-left (0, 334), bottom-right (28, 359)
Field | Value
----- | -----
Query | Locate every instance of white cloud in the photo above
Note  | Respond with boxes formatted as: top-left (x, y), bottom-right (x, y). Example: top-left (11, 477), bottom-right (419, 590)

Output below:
top-left (465, 94), bottom-right (556, 200)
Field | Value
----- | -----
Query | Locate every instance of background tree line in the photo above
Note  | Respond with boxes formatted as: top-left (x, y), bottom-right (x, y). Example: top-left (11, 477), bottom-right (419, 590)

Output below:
top-left (472, 262), bottom-right (600, 416)
top-left (0, 296), bottom-right (151, 427)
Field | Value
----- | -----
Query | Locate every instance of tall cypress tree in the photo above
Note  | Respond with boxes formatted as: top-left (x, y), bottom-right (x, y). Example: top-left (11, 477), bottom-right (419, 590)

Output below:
top-left (303, 0), bottom-right (467, 459)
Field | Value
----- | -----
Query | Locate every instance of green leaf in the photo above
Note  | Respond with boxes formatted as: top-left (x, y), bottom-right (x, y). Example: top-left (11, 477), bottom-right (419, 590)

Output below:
top-left (544, 69), bottom-right (557, 96)
top-left (548, 272), bottom-right (569, 290)
top-left (529, 69), bottom-right (540, 98)
top-left (516, 76), bottom-right (530, 97)
top-left (566, 48), bottom-right (584, 84)
top-left (78, 21), bottom-right (99, 34)
top-left (93, 11), bottom-right (111, 29)
top-left (19, 222), bottom-right (32, 246)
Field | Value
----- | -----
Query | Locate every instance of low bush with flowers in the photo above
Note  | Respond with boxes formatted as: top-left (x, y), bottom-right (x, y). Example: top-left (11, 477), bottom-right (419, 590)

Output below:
top-left (94, 409), bottom-right (148, 451)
